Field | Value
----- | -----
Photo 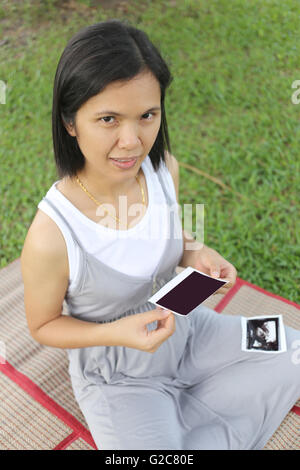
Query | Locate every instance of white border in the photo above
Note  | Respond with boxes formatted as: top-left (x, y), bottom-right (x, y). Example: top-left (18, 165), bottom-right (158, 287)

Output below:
top-left (241, 315), bottom-right (287, 353)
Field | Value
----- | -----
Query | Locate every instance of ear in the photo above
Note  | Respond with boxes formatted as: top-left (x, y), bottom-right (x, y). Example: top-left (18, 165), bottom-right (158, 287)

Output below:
top-left (64, 122), bottom-right (76, 137)
top-left (62, 116), bottom-right (76, 137)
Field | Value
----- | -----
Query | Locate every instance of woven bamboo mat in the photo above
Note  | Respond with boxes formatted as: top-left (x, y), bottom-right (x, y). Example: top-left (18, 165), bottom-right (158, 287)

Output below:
top-left (0, 259), bottom-right (299, 450)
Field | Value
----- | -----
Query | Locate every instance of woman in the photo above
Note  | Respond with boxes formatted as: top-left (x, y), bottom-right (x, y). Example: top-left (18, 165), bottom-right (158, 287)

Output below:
top-left (21, 19), bottom-right (300, 450)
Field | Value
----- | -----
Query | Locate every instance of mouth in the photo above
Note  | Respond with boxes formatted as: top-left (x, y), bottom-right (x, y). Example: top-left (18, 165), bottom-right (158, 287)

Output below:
top-left (109, 156), bottom-right (139, 161)
top-left (109, 157), bottom-right (138, 169)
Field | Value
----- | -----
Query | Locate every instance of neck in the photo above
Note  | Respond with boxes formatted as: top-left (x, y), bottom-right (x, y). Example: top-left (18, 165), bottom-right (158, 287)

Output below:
top-left (69, 166), bottom-right (141, 202)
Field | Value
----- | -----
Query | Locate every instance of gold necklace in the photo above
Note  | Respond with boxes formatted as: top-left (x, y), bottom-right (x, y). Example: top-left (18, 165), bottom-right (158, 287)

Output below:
top-left (75, 173), bottom-right (146, 229)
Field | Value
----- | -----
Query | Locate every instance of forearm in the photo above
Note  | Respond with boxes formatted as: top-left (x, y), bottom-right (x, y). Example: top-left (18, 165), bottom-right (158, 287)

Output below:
top-left (178, 230), bottom-right (205, 268)
top-left (33, 314), bottom-right (118, 349)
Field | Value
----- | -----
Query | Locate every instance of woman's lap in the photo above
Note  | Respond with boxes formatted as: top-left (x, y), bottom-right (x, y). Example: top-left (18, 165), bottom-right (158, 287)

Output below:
top-left (71, 307), bottom-right (300, 450)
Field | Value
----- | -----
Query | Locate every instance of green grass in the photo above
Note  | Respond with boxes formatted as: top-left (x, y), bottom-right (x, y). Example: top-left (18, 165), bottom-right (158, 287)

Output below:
top-left (0, 0), bottom-right (299, 302)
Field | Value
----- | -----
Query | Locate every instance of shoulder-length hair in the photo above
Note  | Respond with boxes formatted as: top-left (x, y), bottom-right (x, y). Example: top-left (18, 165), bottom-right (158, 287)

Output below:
top-left (52, 18), bottom-right (173, 178)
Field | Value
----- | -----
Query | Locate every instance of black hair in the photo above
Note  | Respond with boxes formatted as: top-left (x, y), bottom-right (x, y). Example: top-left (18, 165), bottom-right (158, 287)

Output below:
top-left (52, 18), bottom-right (173, 178)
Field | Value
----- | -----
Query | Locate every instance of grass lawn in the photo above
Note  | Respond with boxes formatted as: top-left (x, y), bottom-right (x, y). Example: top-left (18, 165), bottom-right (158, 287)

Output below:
top-left (0, 0), bottom-right (299, 302)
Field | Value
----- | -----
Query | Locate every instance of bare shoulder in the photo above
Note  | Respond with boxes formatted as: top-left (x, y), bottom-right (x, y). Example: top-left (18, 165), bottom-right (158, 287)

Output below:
top-left (164, 150), bottom-right (179, 202)
top-left (21, 209), bottom-right (70, 336)
top-left (21, 208), bottom-right (69, 281)
top-left (164, 150), bottom-right (179, 174)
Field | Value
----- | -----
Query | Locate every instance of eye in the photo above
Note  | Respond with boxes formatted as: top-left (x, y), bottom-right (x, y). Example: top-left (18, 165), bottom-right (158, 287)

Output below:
top-left (142, 112), bottom-right (155, 120)
top-left (99, 113), bottom-right (156, 125)
top-left (100, 116), bottom-right (115, 124)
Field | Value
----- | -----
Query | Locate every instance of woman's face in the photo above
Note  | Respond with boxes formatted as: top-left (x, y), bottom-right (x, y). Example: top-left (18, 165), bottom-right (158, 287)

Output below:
top-left (66, 70), bottom-right (162, 184)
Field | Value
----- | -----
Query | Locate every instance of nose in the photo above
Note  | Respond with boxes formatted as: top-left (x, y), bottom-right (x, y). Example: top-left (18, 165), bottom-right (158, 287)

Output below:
top-left (117, 122), bottom-right (141, 150)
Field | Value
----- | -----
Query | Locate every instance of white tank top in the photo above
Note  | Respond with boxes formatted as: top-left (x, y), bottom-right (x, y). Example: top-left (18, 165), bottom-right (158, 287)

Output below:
top-left (37, 155), bottom-right (179, 293)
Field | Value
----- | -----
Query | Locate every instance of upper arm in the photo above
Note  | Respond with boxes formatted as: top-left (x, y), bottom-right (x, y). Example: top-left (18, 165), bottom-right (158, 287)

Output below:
top-left (20, 211), bottom-right (70, 339)
top-left (164, 150), bottom-right (179, 203)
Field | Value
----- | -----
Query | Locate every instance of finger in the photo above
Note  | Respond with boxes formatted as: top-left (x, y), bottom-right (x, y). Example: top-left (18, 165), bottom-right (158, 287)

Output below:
top-left (221, 265), bottom-right (237, 284)
top-left (153, 312), bottom-right (174, 332)
top-left (157, 311), bottom-right (174, 329)
top-left (148, 321), bottom-right (172, 344)
top-left (222, 279), bottom-right (233, 289)
top-left (215, 285), bottom-right (231, 295)
top-left (141, 308), bottom-right (170, 324)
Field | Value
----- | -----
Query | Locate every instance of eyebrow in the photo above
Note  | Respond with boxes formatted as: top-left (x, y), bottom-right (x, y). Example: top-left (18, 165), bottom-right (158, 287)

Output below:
top-left (94, 106), bottom-right (161, 117)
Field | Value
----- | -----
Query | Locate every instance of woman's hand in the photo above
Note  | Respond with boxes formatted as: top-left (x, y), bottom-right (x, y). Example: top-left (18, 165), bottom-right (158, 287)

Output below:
top-left (113, 308), bottom-right (176, 353)
top-left (193, 245), bottom-right (237, 295)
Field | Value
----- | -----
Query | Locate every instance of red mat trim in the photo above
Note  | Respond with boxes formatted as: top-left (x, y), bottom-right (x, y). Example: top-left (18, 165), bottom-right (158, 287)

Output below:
top-left (0, 356), bottom-right (97, 450)
top-left (53, 431), bottom-right (79, 450)
top-left (291, 405), bottom-right (300, 417)
top-left (215, 276), bottom-right (300, 313)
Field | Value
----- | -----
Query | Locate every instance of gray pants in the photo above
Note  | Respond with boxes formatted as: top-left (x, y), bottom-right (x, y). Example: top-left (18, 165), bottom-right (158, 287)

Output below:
top-left (69, 307), bottom-right (300, 450)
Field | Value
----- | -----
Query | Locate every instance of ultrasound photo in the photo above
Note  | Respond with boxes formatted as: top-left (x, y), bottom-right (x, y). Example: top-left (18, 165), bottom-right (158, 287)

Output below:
top-left (241, 315), bottom-right (287, 353)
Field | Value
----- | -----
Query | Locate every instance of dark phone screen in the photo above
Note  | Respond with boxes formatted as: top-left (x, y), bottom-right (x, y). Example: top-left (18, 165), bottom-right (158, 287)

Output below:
top-left (155, 271), bottom-right (226, 316)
